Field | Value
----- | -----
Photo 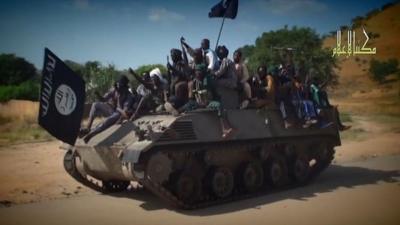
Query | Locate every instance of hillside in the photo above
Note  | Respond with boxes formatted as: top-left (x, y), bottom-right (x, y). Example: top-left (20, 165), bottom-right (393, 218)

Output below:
top-left (323, 3), bottom-right (400, 116)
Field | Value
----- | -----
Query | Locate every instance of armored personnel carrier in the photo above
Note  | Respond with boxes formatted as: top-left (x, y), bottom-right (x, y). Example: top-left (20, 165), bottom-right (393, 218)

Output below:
top-left (63, 101), bottom-right (340, 209)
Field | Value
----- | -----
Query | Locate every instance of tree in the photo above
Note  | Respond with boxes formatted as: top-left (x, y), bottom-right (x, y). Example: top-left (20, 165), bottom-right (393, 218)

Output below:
top-left (64, 60), bottom-right (85, 76)
top-left (65, 60), bottom-right (120, 102)
top-left (131, 64), bottom-right (167, 87)
top-left (238, 45), bottom-right (255, 62)
top-left (240, 26), bottom-right (338, 85)
top-left (0, 54), bottom-right (37, 85)
top-left (134, 64), bottom-right (167, 76)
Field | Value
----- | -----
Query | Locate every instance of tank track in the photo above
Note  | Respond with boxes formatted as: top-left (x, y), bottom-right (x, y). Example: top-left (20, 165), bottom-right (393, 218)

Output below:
top-left (139, 135), bottom-right (336, 209)
top-left (63, 150), bottom-right (130, 193)
top-left (64, 135), bottom-right (336, 209)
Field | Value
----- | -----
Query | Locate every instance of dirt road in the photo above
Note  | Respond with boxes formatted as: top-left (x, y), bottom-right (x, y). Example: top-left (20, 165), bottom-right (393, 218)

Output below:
top-left (0, 155), bottom-right (399, 225)
top-left (0, 115), bottom-right (399, 225)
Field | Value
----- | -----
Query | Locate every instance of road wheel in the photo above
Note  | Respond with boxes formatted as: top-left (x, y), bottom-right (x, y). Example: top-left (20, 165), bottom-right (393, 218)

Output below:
top-left (241, 161), bottom-right (264, 192)
top-left (291, 153), bottom-right (311, 184)
top-left (175, 170), bottom-right (202, 203)
top-left (211, 167), bottom-right (234, 198)
top-left (312, 146), bottom-right (335, 177)
top-left (266, 153), bottom-right (288, 188)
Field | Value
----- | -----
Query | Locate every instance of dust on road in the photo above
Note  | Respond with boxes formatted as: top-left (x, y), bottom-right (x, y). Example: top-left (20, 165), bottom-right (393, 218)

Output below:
top-left (0, 155), bottom-right (399, 225)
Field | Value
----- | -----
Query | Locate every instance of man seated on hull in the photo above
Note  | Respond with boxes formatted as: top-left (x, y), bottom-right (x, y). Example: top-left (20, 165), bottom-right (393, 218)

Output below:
top-left (186, 48), bottom-right (207, 101)
top-left (251, 65), bottom-right (276, 108)
top-left (166, 48), bottom-right (190, 94)
top-left (133, 72), bottom-right (157, 116)
top-left (310, 77), bottom-right (351, 131)
top-left (181, 64), bottom-right (234, 138)
top-left (79, 75), bottom-right (135, 143)
top-left (165, 48), bottom-right (190, 116)
top-left (129, 68), bottom-right (168, 120)
top-left (291, 76), bottom-right (319, 128)
top-left (212, 45), bottom-right (237, 90)
top-left (276, 66), bottom-right (296, 129)
top-left (149, 67), bottom-right (169, 107)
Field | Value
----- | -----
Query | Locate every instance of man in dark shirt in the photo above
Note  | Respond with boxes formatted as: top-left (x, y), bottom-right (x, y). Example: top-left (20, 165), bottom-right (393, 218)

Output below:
top-left (79, 75), bottom-right (134, 143)
top-left (212, 45), bottom-right (237, 89)
top-left (164, 48), bottom-right (190, 115)
top-left (167, 48), bottom-right (190, 94)
top-left (182, 64), bottom-right (234, 138)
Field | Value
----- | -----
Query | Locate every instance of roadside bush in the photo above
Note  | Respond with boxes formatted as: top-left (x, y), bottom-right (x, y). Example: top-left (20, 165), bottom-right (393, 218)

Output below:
top-left (0, 54), bottom-right (37, 85)
top-left (0, 79), bottom-right (39, 102)
top-left (132, 64), bottom-right (167, 87)
top-left (369, 58), bottom-right (399, 83)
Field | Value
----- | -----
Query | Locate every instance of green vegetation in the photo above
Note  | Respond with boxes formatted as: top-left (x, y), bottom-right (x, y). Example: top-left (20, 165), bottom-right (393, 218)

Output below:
top-left (240, 26), bottom-right (337, 85)
top-left (369, 58), bottom-right (399, 83)
top-left (340, 127), bottom-right (367, 141)
top-left (133, 64), bottom-right (167, 87)
top-left (65, 60), bottom-right (167, 102)
top-left (0, 54), bottom-right (37, 85)
top-left (135, 64), bottom-right (167, 76)
top-left (0, 79), bottom-right (39, 102)
top-left (0, 54), bottom-right (40, 102)
top-left (65, 60), bottom-right (120, 103)
top-left (370, 114), bottom-right (400, 133)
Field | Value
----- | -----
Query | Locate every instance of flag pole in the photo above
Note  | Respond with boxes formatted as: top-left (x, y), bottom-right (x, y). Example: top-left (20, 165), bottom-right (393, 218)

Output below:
top-left (215, 14), bottom-right (226, 50)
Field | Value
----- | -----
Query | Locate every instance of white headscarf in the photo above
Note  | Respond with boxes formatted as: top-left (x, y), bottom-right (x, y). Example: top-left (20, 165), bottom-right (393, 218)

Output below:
top-left (149, 68), bottom-right (167, 84)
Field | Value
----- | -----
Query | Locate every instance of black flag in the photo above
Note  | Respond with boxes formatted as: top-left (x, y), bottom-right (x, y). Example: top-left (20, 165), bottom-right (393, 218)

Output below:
top-left (208, 0), bottom-right (238, 19)
top-left (38, 48), bottom-right (85, 145)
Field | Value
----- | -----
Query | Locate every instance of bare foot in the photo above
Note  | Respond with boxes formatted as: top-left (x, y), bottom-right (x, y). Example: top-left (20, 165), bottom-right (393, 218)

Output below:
top-left (339, 125), bottom-right (352, 131)
top-left (164, 102), bottom-right (179, 116)
top-left (222, 128), bottom-right (236, 139)
top-left (78, 128), bottom-right (90, 138)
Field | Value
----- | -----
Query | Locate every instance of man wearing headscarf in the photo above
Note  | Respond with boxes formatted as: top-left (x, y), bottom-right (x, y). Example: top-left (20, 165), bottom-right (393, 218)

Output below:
top-left (129, 67), bottom-right (168, 120)
top-left (79, 75), bottom-right (135, 143)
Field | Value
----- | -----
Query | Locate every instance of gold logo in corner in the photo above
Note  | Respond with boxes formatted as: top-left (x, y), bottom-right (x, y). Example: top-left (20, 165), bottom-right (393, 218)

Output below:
top-left (332, 27), bottom-right (377, 57)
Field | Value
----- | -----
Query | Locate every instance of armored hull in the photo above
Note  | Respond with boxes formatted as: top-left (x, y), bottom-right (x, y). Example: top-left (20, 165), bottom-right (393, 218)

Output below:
top-left (64, 107), bottom-right (340, 209)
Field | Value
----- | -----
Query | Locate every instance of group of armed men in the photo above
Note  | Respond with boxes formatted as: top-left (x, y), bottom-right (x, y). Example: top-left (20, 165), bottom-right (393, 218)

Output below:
top-left (79, 37), bottom-right (351, 143)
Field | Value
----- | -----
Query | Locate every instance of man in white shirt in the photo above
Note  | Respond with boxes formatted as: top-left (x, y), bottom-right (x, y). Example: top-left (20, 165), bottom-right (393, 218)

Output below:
top-left (181, 37), bottom-right (218, 72)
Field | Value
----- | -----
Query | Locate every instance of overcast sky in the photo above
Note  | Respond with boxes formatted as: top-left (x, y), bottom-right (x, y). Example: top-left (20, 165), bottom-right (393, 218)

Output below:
top-left (0, 0), bottom-right (393, 70)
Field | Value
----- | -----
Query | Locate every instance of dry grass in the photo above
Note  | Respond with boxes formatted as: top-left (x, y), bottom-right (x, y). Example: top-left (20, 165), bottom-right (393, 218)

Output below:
top-left (340, 127), bottom-right (368, 141)
top-left (0, 100), bottom-right (53, 146)
top-left (324, 4), bottom-right (400, 117)
top-left (0, 100), bottom-right (38, 123)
